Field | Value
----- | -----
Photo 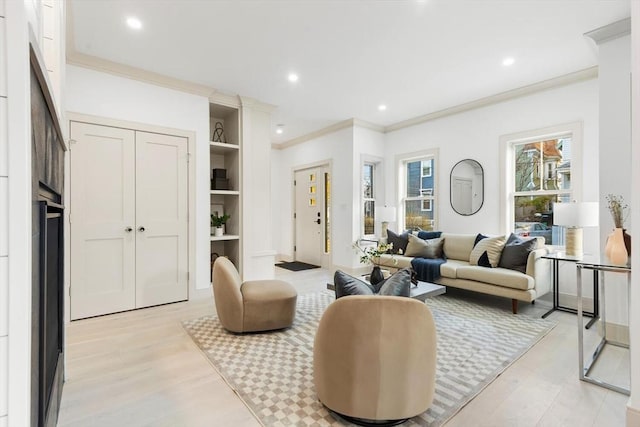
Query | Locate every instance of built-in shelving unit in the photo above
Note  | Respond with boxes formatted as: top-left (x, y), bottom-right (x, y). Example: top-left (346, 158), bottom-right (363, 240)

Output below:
top-left (209, 103), bottom-right (241, 274)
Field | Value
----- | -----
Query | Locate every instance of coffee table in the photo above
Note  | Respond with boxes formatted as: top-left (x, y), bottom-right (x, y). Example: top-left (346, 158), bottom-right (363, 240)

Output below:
top-left (326, 279), bottom-right (445, 301)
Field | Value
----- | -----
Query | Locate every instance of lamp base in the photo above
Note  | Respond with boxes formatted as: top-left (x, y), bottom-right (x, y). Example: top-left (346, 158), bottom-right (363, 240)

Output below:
top-left (565, 227), bottom-right (583, 258)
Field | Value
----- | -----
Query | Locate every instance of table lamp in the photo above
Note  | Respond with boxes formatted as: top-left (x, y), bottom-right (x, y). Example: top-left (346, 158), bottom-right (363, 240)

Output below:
top-left (377, 206), bottom-right (397, 240)
top-left (553, 202), bottom-right (599, 257)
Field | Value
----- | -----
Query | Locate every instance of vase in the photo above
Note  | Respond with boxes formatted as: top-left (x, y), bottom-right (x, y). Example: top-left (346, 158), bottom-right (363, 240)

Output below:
top-left (214, 227), bottom-right (224, 237)
top-left (370, 266), bottom-right (385, 286)
top-left (623, 229), bottom-right (631, 256)
top-left (605, 228), bottom-right (628, 265)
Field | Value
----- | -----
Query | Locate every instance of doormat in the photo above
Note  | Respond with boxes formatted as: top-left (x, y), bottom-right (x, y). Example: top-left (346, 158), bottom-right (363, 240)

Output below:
top-left (183, 292), bottom-right (557, 426)
top-left (275, 261), bottom-right (321, 271)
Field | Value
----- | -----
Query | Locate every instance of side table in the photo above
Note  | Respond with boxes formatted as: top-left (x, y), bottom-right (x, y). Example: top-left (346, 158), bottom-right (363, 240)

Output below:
top-left (576, 257), bottom-right (630, 395)
top-left (541, 252), bottom-right (599, 329)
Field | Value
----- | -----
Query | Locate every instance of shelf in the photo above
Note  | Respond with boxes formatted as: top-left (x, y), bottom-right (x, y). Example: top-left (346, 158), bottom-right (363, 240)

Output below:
top-left (210, 234), bottom-right (240, 241)
top-left (209, 141), bottom-right (239, 154)
top-left (210, 190), bottom-right (240, 196)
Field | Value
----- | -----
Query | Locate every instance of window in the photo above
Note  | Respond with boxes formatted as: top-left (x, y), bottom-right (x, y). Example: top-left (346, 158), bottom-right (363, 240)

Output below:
top-left (363, 163), bottom-right (376, 236)
top-left (502, 123), bottom-right (582, 245)
top-left (400, 150), bottom-right (438, 231)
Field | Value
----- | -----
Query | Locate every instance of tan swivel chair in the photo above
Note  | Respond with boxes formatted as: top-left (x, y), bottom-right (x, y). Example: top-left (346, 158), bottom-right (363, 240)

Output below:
top-left (314, 295), bottom-right (437, 424)
top-left (212, 257), bottom-right (297, 333)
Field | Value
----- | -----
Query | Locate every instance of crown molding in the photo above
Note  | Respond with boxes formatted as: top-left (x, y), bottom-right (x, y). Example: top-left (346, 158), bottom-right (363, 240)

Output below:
top-left (353, 118), bottom-right (385, 133)
top-left (272, 119), bottom-right (355, 150)
top-left (585, 17), bottom-right (631, 45)
top-left (385, 66), bottom-right (598, 133)
top-left (240, 95), bottom-right (277, 113)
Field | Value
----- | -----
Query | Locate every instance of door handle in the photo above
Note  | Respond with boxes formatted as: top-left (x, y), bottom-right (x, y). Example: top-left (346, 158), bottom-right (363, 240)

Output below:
top-left (316, 219), bottom-right (321, 224)
top-left (125, 227), bottom-right (133, 232)
top-left (138, 226), bottom-right (146, 232)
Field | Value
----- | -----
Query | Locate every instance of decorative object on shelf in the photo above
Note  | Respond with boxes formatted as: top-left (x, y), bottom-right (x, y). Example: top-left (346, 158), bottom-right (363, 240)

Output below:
top-left (211, 204), bottom-right (224, 234)
top-left (211, 168), bottom-right (229, 190)
top-left (211, 213), bottom-right (230, 237)
top-left (353, 240), bottom-right (397, 286)
top-left (210, 252), bottom-right (220, 282)
top-left (212, 121), bottom-right (226, 143)
top-left (604, 194), bottom-right (630, 265)
top-left (553, 201), bottom-right (599, 257)
top-left (376, 205), bottom-right (397, 241)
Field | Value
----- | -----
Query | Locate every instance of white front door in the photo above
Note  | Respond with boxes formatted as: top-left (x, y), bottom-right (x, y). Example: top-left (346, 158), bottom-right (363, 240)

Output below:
top-left (135, 131), bottom-right (188, 308)
top-left (70, 122), bottom-right (136, 319)
top-left (294, 167), bottom-right (327, 266)
top-left (70, 123), bottom-right (189, 319)
top-left (452, 176), bottom-right (473, 214)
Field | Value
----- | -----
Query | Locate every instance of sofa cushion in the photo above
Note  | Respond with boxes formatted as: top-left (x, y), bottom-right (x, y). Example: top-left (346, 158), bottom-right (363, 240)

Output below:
top-left (469, 235), bottom-right (506, 267)
top-left (498, 233), bottom-right (538, 273)
top-left (441, 233), bottom-right (477, 261)
top-left (387, 230), bottom-right (410, 254)
top-left (440, 259), bottom-right (470, 278)
top-left (377, 268), bottom-right (412, 296)
top-left (456, 266), bottom-right (534, 290)
top-left (334, 270), bottom-right (374, 299)
top-left (377, 254), bottom-right (413, 269)
top-left (405, 234), bottom-right (444, 258)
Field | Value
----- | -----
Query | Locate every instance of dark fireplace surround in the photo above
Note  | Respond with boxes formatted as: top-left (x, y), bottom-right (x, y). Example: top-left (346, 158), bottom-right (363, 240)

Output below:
top-left (30, 46), bottom-right (65, 427)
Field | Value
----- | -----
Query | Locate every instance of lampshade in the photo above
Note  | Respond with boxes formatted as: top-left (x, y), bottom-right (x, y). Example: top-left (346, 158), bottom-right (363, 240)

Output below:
top-left (377, 206), bottom-right (397, 223)
top-left (553, 202), bottom-right (599, 227)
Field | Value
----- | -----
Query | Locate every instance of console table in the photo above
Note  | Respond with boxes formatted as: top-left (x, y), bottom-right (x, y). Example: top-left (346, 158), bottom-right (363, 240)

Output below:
top-left (541, 252), bottom-right (599, 328)
top-left (576, 257), bottom-right (630, 395)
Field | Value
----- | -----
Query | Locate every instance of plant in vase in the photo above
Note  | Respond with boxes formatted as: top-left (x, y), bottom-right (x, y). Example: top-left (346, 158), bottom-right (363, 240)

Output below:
top-left (211, 213), bottom-right (230, 237)
top-left (353, 241), bottom-right (397, 285)
top-left (605, 194), bottom-right (630, 264)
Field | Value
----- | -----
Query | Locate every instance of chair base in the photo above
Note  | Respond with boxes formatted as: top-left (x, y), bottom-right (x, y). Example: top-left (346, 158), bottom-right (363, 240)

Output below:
top-left (329, 409), bottom-right (409, 427)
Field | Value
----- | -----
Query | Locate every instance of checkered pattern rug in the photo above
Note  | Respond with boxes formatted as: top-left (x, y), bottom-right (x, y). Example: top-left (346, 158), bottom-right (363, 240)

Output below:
top-left (182, 292), bottom-right (555, 426)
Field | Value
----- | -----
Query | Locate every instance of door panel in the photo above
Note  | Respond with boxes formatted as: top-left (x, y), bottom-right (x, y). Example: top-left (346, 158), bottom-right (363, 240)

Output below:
top-left (135, 131), bottom-right (188, 308)
top-left (70, 122), bottom-right (136, 320)
top-left (294, 167), bottom-right (325, 266)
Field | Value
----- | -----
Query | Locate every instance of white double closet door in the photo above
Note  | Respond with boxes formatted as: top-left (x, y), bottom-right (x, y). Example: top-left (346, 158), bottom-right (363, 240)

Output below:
top-left (70, 122), bottom-right (188, 320)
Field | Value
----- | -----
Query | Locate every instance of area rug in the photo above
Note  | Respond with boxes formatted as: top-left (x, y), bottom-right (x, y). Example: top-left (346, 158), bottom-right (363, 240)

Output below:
top-left (183, 292), bottom-right (555, 426)
top-left (275, 261), bottom-right (321, 271)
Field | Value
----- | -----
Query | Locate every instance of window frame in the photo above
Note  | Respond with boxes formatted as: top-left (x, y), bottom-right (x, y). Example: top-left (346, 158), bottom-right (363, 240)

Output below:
top-left (396, 148), bottom-right (439, 231)
top-left (499, 122), bottom-right (583, 238)
top-left (361, 156), bottom-right (383, 238)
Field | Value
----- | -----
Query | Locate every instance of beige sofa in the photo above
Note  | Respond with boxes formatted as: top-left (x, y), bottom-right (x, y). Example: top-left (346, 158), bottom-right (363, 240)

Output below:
top-left (377, 233), bottom-right (550, 313)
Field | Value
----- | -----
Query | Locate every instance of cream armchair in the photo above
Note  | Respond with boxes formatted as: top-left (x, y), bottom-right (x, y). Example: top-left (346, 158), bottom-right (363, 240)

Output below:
top-left (313, 295), bottom-right (437, 424)
top-left (212, 257), bottom-right (297, 333)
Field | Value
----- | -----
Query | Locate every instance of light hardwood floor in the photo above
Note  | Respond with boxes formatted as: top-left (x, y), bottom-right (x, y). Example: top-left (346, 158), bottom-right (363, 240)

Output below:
top-left (58, 268), bottom-right (629, 427)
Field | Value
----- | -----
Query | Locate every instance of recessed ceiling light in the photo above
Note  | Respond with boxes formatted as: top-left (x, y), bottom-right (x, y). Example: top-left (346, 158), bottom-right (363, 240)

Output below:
top-left (126, 16), bottom-right (143, 30)
top-left (378, 104), bottom-right (387, 111)
top-left (502, 57), bottom-right (515, 66)
top-left (276, 125), bottom-right (284, 134)
top-left (288, 73), bottom-right (299, 83)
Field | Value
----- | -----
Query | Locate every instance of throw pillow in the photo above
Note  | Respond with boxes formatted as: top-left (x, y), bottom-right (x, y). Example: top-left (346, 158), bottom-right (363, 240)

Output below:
top-left (469, 235), bottom-right (506, 267)
top-left (474, 233), bottom-right (488, 247)
top-left (498, 233), bottom-right (537, 273)
top-left (404, 234), bottom-right (444, 259)
top-left (386, 229), bottom-right (410, 255)
top-left (417, 230), bottom-right (442, 241)
top-left (478, 251), bottom-right (492, 268)
top-left (334, 270), bottom-right (374, 299)
top-left (377, 268), bottom-right (412, 297)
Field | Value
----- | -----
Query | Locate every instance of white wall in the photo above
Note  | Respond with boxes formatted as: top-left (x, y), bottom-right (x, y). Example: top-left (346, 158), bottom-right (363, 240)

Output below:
top-left (354, 126), bottom-right (386, 237)
top-left (384, 79), bottom-right (600, 238)
top-left (0, 4), bottom-right (8, 426)
top-left (628, 3), bottom-right (640, 422)
top-left (272, 127), bottom-right (357, 269)
top-left (65, 65), bottom-right (211, 290)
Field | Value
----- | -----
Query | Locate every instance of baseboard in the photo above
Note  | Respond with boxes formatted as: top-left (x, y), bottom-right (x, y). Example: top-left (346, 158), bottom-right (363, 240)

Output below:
top-left (558, 292), bottom-right (595, 312)
top-left (605, 322), bottom-right (630, 346)
top-left (626, 405), bottom-right (640, 426)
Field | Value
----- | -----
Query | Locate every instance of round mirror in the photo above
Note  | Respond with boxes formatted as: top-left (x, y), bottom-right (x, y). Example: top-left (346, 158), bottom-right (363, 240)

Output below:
top-left (450, 159), bottom-right (484, 216)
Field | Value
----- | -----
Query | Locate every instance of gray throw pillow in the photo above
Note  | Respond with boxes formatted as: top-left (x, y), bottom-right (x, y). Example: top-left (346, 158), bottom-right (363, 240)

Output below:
top-left (386, 229), bottom-right (410, 254)
top-left (498, 233), bottom-right (537, 273)
top-left (334, 270), bottom-right (374, 299)
top-left (404, 234), bottom-right (444, 259)
top-left (377, 268), bottom-right (411, 297)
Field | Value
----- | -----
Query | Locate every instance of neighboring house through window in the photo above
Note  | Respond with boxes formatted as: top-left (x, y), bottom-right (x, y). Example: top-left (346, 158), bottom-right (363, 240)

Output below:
top-left (500, 122), bottom-right (582, 245)
top-left (398, 149), bottom-right (438, 231)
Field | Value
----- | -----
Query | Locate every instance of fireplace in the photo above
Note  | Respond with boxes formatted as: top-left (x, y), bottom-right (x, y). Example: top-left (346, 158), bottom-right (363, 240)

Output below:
top-left (30, 46), bottom-right (65, 427)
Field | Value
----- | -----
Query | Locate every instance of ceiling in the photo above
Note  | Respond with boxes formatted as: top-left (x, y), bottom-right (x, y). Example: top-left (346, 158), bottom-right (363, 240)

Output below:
top-left (69, 0), bottom-right (630, 144)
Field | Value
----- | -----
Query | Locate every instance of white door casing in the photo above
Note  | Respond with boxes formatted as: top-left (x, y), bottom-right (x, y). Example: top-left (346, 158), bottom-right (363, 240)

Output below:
top-left (70, 122), bottom-right (136, 320)
top-left (294, 167), bottom-right (325, 266)
top-left (70, 122), bottom-right (189, 319)
top-left (135, 131), bottom-right (188, 308)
